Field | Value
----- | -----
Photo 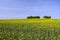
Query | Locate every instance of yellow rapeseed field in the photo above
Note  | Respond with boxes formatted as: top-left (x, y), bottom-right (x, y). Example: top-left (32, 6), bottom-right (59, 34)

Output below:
top-left (0, 19), bottom-right (60, 40)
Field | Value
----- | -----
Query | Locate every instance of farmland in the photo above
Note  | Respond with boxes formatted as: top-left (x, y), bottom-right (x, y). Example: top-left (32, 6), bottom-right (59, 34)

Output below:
top-left (0, 19), bottom-right (60, 40)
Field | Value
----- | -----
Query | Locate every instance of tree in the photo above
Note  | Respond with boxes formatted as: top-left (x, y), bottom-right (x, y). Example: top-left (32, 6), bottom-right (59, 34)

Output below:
top-left (27, 16), bottom-right (40, 19)
top-left (43, 16), bottom-right (51, 19)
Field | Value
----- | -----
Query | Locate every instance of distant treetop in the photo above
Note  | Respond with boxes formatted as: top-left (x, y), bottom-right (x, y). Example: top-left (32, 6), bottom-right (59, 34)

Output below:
top-left (27, 16), bottom-right (51, 19)
top-left (27, 16), bottom-right (40, 19)
top-left (43, 16), bottom-right (51, 19)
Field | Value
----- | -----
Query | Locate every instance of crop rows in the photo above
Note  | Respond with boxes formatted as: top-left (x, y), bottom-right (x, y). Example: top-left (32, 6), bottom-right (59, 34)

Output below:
top-left (0, 22), bottom-right (60, 40)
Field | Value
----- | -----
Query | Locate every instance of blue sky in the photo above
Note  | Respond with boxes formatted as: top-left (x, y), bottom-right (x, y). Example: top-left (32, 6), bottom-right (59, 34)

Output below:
top-left (0, 0), bottom-right (60, 19)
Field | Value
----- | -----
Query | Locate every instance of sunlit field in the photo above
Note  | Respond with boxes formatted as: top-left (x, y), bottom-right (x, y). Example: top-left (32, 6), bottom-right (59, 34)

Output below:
top-left (0, 19), bottom-right (60, 40)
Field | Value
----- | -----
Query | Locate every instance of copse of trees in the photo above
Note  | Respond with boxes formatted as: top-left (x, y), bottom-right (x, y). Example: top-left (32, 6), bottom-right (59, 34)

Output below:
top-left (43, 16), bottom-right (51, 19)
top-left (27, 16), bottom-right (51, 19)
top-left (27, 16), bottom-right (40, 19)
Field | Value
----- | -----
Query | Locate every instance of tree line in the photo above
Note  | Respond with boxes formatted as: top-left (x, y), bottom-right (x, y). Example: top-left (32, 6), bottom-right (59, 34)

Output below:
top-left (27, 16), bottom-right (51, 19)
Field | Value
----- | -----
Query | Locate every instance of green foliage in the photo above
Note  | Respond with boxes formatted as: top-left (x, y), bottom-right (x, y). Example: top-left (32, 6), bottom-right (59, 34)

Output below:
top-left (43, 16), bottom-right (51, 19)
top-left (27, 16), bottom-right (40, 19)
